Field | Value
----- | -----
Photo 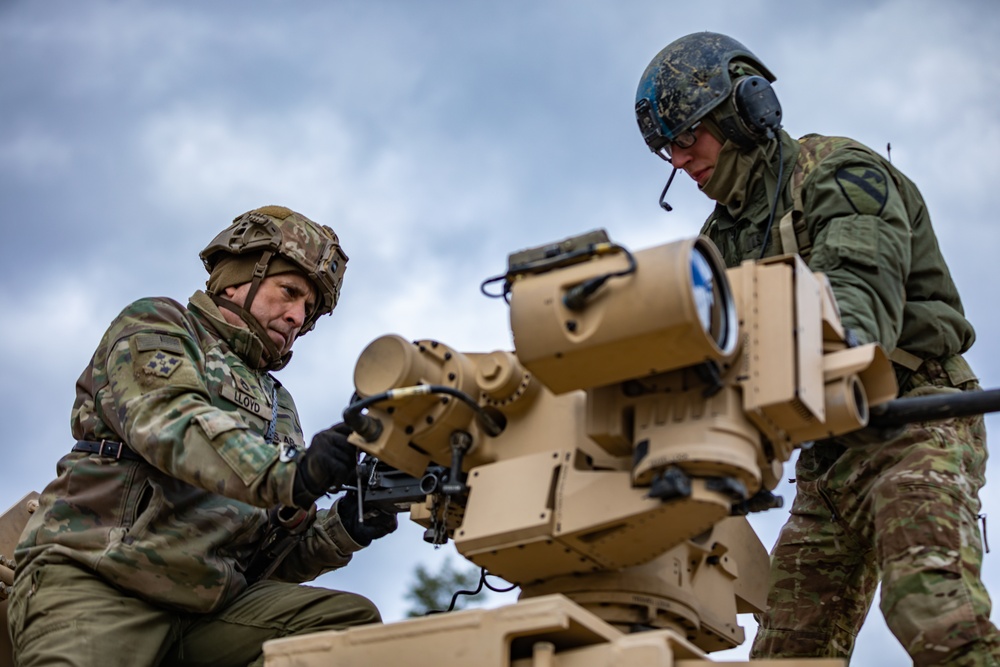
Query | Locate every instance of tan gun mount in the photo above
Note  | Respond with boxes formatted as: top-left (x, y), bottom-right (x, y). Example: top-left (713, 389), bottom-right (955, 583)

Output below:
top-left (269, 231), bottom-right (895, 666)
top-left (285, 232), bottom-right (897, 665)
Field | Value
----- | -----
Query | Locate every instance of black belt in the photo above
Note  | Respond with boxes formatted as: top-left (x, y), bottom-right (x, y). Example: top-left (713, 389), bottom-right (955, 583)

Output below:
top-left (72, 440), bottom-right (144, 462)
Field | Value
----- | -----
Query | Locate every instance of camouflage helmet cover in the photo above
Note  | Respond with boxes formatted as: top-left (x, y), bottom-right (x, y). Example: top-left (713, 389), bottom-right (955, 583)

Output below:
top-left (200, 205), bottom-right (349, 334)
top-left (635, 32), bottom-right (775, 152)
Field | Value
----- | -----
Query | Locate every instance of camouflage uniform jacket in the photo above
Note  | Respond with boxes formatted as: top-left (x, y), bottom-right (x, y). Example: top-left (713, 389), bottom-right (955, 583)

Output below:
top-left (16, 291), bottom-right (366, 613)
top-left (700, 130), bottom-right (975, 372)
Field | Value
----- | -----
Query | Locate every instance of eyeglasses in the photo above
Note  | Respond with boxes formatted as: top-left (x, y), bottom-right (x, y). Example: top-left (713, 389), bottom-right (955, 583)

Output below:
top-left (657, 122), bottom-right (700, 161)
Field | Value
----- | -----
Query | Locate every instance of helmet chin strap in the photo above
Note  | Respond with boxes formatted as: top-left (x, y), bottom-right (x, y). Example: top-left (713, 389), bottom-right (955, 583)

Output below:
top-left (211, 250), bottom-right (292, 371)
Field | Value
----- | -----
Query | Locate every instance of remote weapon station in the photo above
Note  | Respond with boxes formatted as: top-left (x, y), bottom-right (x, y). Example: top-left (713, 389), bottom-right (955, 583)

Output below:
top-left (2, 231), bottom-right (996, 667)
top-left (264, 229), bottom-right (919, 667)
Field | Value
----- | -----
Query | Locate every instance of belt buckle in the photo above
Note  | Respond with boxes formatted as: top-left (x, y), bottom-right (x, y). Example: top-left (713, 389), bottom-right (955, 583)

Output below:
top-left (99, 439), bottom-right (124, 460)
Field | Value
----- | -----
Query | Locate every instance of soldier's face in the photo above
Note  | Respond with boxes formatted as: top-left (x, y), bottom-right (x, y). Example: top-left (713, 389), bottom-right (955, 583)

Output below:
top-left (669, 124), bottom-right (724, 188)
top-left (222, 272), bottom-right (318, 355)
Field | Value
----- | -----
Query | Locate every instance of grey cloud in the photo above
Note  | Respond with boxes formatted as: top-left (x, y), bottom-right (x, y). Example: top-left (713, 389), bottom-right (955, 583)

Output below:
top-left (3, 1), bottom-right (999, 663)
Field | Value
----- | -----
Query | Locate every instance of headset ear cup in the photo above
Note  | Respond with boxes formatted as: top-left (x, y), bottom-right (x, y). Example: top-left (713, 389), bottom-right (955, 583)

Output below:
top-left (734, 75), bottom-right (782, 139)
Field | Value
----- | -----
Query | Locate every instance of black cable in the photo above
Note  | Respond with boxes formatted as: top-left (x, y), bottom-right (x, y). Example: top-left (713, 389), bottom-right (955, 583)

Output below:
top-left (425, 568), bottom-right (518, 615)
top-left (479, 274), bottom-right (511, 302)
top-left (480, 242), bottom-right (634, 307)
top-left (343, 384), bottom-right (504, 442)
top-left (442, 568), bottom-right (486, 613)
top-left (562, 244), bottom-right (638, 311)
top-left (482, 570), bottom-right (518, 594)
top-left (758, 136), bottom-right (785, 260)
top-left (480, 245), bottom-right (610, 303)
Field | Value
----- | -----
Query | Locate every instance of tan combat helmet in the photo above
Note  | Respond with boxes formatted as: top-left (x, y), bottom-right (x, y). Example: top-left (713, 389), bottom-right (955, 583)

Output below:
top-left (200, 205), bottom-right (349, 367)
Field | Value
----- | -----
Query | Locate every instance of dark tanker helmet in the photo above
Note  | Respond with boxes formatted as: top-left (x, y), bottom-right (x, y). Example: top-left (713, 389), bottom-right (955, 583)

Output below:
top-left (635, 32), bottom-right (777, 157)
top-left (200, 205), bottom-right (349, 335)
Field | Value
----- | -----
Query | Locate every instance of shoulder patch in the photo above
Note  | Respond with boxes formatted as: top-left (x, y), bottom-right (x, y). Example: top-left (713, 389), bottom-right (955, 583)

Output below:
top-left (835, 165), bottom-right (889, 215)
top-left (140, 350), bottom-right (184, 378)
top-left (135, 333), bottom-right (185, 354)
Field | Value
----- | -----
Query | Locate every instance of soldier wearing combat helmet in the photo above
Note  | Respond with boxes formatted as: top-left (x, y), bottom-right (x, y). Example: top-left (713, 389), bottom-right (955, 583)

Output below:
top-left (636, 32), bottom-right (1000, 665)
top-left (9, 206), bottom-right (397, 667)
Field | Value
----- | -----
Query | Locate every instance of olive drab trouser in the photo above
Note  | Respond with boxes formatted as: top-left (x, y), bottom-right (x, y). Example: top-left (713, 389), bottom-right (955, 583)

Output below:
top-left (8, 555), bottom-right (380, 667)
top-left (751, 358), bottom-right (1000, 665)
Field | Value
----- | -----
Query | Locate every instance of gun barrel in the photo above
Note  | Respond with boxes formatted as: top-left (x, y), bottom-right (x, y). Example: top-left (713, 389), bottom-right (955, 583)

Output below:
top-left (867, 388), bottom-right (1000, 429)
top-left (358, 463), bottom-right (450, 514)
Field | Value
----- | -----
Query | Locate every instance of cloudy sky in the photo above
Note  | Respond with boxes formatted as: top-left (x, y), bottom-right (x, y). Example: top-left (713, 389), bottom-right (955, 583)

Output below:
top-left (3, 0), bottom-right (1000, 662)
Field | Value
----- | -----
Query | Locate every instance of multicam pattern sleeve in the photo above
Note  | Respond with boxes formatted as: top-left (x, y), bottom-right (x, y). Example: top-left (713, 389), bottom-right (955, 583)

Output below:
top-left (701, 132), bottom-right (974, 360)
top-left (16, 294), bottom-right (362, 612)
top-left (798, 137), bottom-right (974, 358)
top-left (798, 143), bottom-right (913, 348)
top-left (271, 498), bottom-right (367, 583)
top-left (76, 296), bottom-right (297, 507)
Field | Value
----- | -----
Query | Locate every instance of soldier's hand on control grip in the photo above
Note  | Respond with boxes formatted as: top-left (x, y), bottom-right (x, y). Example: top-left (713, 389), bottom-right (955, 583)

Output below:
top-left (292, 423), bottom-right (357, 510)
top-left (339, 493), bottom-right (398, 546)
